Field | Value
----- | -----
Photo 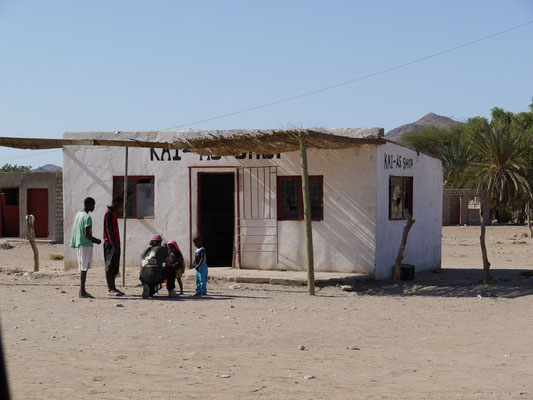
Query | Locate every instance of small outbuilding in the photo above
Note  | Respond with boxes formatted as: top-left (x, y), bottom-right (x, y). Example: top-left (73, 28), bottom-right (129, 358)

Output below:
top-left (0, 172), bottom-right (63, 241)
top-left (442, 188), bottom-right (491, 226)
top-left (57, 128), bottom-right (442, 279)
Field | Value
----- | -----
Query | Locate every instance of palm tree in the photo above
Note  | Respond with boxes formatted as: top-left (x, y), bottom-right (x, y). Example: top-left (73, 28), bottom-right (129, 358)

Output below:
top-left (466, 118), bottom-right (533, 284)
top-left (468, 121), bottom-right (531, 203)
top-left (439, 138), bottom-right (471, 188)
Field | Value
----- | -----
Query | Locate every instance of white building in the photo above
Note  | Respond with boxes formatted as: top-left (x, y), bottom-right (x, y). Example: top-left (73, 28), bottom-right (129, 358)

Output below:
top-left (61, 128), bottom-right (442, 279)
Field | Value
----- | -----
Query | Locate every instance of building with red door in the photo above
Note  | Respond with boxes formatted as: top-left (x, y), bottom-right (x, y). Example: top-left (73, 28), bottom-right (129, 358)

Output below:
top-left (0, 172), bottom-right (63, 242)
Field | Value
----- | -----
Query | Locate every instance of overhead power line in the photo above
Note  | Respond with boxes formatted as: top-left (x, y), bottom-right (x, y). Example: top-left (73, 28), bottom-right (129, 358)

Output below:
top-left (0, 149), bottom-right (60, 163)
top-left (162, 19), bottom-right (533, 131)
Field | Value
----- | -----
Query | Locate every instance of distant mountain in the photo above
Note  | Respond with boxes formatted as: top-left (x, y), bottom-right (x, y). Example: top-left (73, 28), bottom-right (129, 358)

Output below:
top-left (385, 113), bottom-right (462, 142)
top-left (31, 164), bottom-right (62, 173)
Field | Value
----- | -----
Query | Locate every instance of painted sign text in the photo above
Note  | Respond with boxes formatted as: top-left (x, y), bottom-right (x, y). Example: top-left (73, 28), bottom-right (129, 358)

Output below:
top-left (384, 153), bottom-right (413, 170)
top-left (150, 148), bottom-right (281, 161)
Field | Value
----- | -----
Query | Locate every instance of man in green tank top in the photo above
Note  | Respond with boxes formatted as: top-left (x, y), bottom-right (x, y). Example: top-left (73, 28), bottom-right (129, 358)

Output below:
top-left (70, 197), bottom-right (101, 298)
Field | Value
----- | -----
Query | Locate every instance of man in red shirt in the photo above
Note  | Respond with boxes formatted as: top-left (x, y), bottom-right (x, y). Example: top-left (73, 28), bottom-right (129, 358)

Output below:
top-left (103, 196), bottom-right (124, 296)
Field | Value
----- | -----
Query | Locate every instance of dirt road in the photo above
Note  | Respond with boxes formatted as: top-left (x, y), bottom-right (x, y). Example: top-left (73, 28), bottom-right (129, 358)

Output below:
top-left (1, 226), bottom-right (532, 399)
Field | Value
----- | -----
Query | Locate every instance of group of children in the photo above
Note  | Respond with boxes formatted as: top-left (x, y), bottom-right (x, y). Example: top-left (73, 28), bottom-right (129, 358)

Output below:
top-left (70, 196), bottom-right (208, 299)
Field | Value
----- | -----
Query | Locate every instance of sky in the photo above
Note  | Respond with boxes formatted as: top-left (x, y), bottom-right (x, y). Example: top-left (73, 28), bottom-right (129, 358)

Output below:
top-left (0, 0), bottom-right (532, 169)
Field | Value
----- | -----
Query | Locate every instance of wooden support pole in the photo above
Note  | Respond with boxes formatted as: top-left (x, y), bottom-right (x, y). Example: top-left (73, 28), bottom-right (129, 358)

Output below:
top-left (479, 205), bottom-right (491, 284)
top-left (299, 131), bottom-right (315, 295)
top-left (526, 201), bottom-right (533, 237)
top-left (26, 215), bottom-right (39, 272)
top-left (122, 147), bottom-right (128, 287)
top-left (393, 210), bottom-right (415, 283)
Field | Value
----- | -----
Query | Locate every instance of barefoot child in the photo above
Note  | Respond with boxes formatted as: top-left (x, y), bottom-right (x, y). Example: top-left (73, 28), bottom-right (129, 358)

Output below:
top-left (70, 197), bottom-right (101, 298)
top-left (167, 240), bottom-right (185, 295)
top-left (192, 235), bottom-right (207, 296)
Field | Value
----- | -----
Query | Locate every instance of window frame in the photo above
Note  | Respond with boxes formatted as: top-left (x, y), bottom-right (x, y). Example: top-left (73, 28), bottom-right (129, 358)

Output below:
top-left (277, 175), bottom-right (324, 221)
top-left (112, 175), bottom-right (155, 219)
top-left (388, 176), bottom-right (413, 220)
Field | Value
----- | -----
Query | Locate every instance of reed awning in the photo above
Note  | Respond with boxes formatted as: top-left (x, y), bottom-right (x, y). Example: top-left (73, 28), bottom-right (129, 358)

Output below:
top-left (0, 128), bottom-right (385, 156)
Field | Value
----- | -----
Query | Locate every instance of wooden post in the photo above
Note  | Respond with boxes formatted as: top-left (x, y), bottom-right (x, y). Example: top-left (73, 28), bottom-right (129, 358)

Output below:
top-left (393, 210), bottom-right (415, 283)
top-left (527, 202), bottom-right (533, 238)
top-left (479, 205), bottom-right (491, 284)
top-left (459, 196), bottom-right (462, 225)
top-left (122, 147), bottom-right (128, 287)
top-left (299, 131), bottom-right (315, 295)
top-left (26, 215), bottom-right (39, 272)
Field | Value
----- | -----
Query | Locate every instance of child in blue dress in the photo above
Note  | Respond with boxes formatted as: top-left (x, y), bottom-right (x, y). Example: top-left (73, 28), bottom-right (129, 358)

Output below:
top-left (192, 235), bottom-right (208, 296)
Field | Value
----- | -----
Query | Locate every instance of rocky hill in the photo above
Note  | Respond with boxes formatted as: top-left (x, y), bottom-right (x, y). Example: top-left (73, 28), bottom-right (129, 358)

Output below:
top-left (30, 164), bottom-right (62, 173)
top-left (386, 113), bottom-right (462, 142)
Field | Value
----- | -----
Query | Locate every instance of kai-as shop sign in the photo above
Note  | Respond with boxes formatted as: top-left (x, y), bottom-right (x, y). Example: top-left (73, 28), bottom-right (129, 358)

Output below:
top-left (384, 152), bottom-right (414, 170)
top-left (149, 148), bottom-right (281, 162)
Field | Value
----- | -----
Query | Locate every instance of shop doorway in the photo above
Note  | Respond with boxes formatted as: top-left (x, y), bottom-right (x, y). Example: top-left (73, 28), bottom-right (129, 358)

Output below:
top-left (198, 173), bottom-right (234, 267)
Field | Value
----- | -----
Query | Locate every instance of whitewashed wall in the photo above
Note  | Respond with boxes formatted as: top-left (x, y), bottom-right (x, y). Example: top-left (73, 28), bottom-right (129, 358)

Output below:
top-left (62, 131), bottom-right (380, 274)
top-left (271, 146), bottom-right (378, 273)
top-left (63, 131), bottom-right (195, 269)
top-left (63, 131), bottom-right (442, 278)
top-left (375, 142), bottom-right (443, 279)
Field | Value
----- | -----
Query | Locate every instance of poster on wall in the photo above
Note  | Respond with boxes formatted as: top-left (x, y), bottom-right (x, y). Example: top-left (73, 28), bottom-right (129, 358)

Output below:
top-left (389, 176), bottom-right (412, 220)
top-left (389, 177), bottom-right (404, 219)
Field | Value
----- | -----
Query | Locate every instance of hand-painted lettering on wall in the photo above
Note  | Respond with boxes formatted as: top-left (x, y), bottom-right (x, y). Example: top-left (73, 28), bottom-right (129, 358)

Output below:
top-left (150, 148), bottom-right (281, 161)
top-left (384, 153), bottom-right (413, 170)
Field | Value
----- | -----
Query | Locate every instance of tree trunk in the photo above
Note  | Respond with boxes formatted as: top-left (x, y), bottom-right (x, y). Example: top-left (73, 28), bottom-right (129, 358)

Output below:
top-left (26, 215), bottom-right (39, 272)
top-left (393, 211), bottom-right (415, 284)
top-left (527, 202), bottom-right (533, 238)
top-left (479, 206), bottom-right (491, 284)
top-left (496, 202), bottom-right (510, 223)
top-left (517, 202), bottom-right (526, 224)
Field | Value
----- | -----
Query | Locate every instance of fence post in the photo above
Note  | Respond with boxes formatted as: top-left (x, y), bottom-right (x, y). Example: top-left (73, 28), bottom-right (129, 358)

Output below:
top-left (26, 215), bottom-right (39, 272)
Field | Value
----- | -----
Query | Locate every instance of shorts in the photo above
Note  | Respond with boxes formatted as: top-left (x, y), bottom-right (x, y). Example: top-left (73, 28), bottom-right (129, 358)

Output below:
top-left (77, 246), bottom-right (93, 272)
top-left (104, 242), bottom-right (121, 275)
top-left (176, 268), bottom-right (183, 279)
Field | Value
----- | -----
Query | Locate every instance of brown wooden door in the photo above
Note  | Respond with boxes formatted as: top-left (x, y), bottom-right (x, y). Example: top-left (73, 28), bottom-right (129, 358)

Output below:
top-left (27, 189), bottom-right (48, 238)
top-left (1, 189), bottom-right (19, 237)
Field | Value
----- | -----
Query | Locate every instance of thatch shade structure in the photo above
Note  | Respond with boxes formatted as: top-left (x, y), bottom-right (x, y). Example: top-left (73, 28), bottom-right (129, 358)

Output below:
top-left (0, 127), bottom-right (385, 294)
top-left (0, 128), bottom-right (385, 154)
top-left (168, 128), bottom-right (386, 156)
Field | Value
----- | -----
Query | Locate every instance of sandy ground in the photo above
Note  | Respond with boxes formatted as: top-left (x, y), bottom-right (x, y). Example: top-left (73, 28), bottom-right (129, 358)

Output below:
top-left (1, 226), bottom-right (533, 400)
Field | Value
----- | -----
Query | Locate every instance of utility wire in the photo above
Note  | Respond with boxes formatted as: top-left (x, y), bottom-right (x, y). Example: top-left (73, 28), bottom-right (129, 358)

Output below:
top-left (162, 19), bottom-right (533, 131)
top-left (0, 149), bottom-right (60, 163)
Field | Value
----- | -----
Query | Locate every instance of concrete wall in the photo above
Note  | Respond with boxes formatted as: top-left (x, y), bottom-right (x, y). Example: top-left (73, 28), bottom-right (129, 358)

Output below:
top-left (55, 175), bottom-right (64, 242)
top-left (271, 146), bottom-right (378, 274)
top-left (0, 172), bottom-right (59, 240)
top-left (63, 143), bottom-right (188, 270)
top-left (375, 143), bottom-right (443, 279)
